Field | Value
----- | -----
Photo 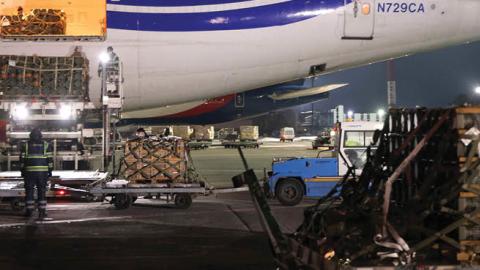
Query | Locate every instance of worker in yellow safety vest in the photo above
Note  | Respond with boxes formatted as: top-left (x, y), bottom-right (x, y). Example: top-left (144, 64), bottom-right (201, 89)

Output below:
top-left (19, 128), bottom-right (53, 220)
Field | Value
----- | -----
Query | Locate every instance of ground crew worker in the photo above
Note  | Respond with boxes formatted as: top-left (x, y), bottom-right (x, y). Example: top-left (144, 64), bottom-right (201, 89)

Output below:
top-left (98, 46), bottom-right (120, 77)
top-left (98, 46), bottom-right (121, 96)
top-left (135, 127), bottom-right (148, 139)
top-left (19, 128), bottom-right (53, 219)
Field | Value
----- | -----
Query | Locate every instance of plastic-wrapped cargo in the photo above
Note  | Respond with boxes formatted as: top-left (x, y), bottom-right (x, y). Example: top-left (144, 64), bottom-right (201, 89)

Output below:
top-left (172, 126), bottom-right (193, 140)
top-left (192, 126), bottom-right (214, 141)
top-left (240, 126), bottom-right (259, 141)
top-left (120, 137), bottom-right (188, 184)
top-left (0, 54), bottom-right (88, 99)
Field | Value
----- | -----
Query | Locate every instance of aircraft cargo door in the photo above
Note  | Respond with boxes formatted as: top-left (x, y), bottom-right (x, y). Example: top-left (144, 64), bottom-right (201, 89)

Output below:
top-left (343, 0), bottom-right (375, 40)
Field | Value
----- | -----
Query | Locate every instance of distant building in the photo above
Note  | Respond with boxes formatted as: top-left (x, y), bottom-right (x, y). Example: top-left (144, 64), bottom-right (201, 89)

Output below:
top-left (331, 105), bottom-right (384, 123)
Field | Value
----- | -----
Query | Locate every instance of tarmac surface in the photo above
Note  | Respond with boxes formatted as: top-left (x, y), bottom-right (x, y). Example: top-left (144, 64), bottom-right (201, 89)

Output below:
top-left (0, 141), bottom-right (320, 270)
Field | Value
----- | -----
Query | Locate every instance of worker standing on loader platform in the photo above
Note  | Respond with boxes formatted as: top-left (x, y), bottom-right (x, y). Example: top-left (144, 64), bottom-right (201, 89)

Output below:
top-left (19, 128), bottom-right (53, 220)
top-left (135, 127), bottom-right (148, 139)
top-left (97, 46), bottom-right (120, 76)
top-left (98, 46), bottom-right (121, 97)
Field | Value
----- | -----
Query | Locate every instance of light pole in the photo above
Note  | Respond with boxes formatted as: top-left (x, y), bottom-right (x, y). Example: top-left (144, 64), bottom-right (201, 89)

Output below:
top-left (377, 109), bottom-right (385, 121)
top-left (475, 86), bottom-right (480, 95)
top-left (347, 110), bottom-right (353, 121)
top-left (99, 52), bottom-right (110, 172)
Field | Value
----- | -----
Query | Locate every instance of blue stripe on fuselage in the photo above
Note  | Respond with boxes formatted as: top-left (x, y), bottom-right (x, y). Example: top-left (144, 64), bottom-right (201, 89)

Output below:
top-left (107, 0), bottom-right (251, 7)
top-left (107, 0), bottom-right (344, 31)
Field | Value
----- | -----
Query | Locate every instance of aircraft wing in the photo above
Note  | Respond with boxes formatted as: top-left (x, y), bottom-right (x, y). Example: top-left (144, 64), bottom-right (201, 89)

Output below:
top-left (268, 83), bottom-right (348, 101)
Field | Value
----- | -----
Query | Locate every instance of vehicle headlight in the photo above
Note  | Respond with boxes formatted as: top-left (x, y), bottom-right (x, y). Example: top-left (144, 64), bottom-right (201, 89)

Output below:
top-left (13, 104), bottom-right (29, 120)
top-left (59, 104), bottom-right (72, 120)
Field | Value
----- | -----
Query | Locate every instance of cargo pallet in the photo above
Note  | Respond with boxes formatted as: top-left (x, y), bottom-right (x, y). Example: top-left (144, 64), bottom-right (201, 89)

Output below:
top-left (187, 141), bottom-right (211, 150)
top-left (0, 185), bottom-right (89, 211)
top-left (0, 171), bottom-right (107, 211)
top-left (222, 140), bottom-right (260, 149)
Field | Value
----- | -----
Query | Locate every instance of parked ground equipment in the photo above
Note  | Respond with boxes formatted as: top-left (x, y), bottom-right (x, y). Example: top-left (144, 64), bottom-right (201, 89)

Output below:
top-left (312, 132), bottom-right (332, 150)
top-left (280, 127), bottom-right (295, 142)
top-left (222, 126), bottom-right (260, 148)
top-left (188, 125), bottom-right (214, 150)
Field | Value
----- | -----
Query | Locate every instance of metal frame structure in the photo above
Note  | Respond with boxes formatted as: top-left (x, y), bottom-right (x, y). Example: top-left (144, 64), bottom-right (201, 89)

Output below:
top-left (243, 107), bottom-right (480, 269)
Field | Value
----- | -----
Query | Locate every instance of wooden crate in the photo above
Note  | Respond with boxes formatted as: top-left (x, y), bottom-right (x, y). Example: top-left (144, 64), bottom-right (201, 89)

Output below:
top-left (457, 107), bottom-right (480, 265)
top-left (120, 138), bottom-right (188, 184)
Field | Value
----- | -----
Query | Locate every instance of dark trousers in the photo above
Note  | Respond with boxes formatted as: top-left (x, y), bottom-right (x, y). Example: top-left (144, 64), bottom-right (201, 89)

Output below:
top-left (24, 172), bottom-right (48, 211)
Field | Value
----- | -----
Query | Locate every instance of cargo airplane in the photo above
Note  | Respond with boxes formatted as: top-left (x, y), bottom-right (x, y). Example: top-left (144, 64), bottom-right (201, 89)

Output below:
top-left (0, 0), bottom-right (479, 124)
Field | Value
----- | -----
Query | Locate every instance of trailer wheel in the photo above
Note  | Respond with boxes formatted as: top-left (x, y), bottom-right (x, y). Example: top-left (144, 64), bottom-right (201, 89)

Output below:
top-left (10, 198), bottom-right (25, 212)
top-left (174, 193), bottom-right (192, 209)
top-left (113, 194), bottom-right (132, 210)
top-left (276, 179), bottom-right (304, 206)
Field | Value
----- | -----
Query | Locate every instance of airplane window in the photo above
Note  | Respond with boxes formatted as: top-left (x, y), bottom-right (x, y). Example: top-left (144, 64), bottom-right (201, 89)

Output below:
top-left (0, 0), bottom-right (106, 40)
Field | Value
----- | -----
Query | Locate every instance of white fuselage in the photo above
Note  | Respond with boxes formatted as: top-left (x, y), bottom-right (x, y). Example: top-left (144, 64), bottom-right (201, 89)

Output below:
top-left (0, 0), bottom-right (479, 116)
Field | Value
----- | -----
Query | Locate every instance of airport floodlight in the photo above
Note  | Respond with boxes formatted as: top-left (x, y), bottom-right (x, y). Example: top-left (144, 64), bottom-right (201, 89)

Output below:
top-left (377, 109), bottom-right (385, 117)
top-left (60, 104), bottom-right (72, 120)
top-left (99, 52), bottom-right (111, 64)
top-left (13, 104), bottom-right (29, 120)
top-left (475, 86), bottom-right (480, 94)
top-left (347, 110), bottom-right (353, 118)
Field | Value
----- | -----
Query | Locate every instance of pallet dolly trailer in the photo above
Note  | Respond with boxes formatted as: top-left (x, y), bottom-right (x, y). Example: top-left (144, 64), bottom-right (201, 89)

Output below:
top-left (87, 179), bottom-right (208, 210)
top-left (0, 171), bottom-right (107, 212)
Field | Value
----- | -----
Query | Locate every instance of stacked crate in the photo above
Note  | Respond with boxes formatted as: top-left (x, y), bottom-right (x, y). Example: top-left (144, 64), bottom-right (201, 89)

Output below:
top-left (456, 107), bottom-right (480, 264)
top-left (120, 137), bottom-right (188, 185)
top-left (172, 126), bottom-right (193, 140)
top-left (239, 126), bottom-right (259, 141)
top-left (192, 126), bottom-right (214, 141)
top-left (1, 9), bottom-right (66, 37)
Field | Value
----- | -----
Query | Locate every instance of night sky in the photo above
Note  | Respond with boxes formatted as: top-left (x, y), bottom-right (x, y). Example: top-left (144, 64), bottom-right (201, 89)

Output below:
top-left (305, 41), bottom-right (480, 114)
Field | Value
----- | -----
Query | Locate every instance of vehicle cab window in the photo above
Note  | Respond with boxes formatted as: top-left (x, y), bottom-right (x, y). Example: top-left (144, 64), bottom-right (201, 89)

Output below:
top-left (343, 130), bottom-right (377, 169)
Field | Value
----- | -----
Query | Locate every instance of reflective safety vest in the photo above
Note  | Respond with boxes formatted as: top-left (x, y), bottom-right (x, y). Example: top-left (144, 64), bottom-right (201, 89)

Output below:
top-left (20, 141), bottom-right (53, 172)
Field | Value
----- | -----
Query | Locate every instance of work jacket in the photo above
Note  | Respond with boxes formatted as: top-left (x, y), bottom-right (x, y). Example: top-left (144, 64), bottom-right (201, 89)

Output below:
top-left (19, 141), bottom-right (53, 173)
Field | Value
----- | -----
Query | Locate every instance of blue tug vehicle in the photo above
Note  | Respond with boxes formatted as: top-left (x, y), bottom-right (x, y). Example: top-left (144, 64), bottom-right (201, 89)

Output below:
top-left (267, 121), bottom-right (383, 205)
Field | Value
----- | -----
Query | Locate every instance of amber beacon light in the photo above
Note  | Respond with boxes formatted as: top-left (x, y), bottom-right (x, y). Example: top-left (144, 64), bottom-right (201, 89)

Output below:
top-left (362, 3), bottom-right (371, 15)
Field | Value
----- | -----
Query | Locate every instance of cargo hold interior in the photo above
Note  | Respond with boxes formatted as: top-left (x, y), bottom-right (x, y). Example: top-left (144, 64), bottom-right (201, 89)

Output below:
top-left (0, 0), bottom-right (106, 38)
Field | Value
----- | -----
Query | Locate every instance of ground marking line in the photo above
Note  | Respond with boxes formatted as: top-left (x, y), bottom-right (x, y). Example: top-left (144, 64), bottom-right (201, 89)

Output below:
top-left (0, 216), bottom-right (132, 228)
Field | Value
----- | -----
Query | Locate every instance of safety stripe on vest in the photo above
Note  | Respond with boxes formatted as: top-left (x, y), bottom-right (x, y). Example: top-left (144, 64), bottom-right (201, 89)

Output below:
top-left (24, 141), bottom-right (50, 159)
top-left (25, 155), bottom-right (49, 159)
top-left (25, 166), bottom-right (49, 172)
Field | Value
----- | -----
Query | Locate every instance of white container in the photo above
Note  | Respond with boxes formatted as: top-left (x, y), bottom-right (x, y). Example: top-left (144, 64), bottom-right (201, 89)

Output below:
top-left (280, 127), bottom-right (295, 142)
